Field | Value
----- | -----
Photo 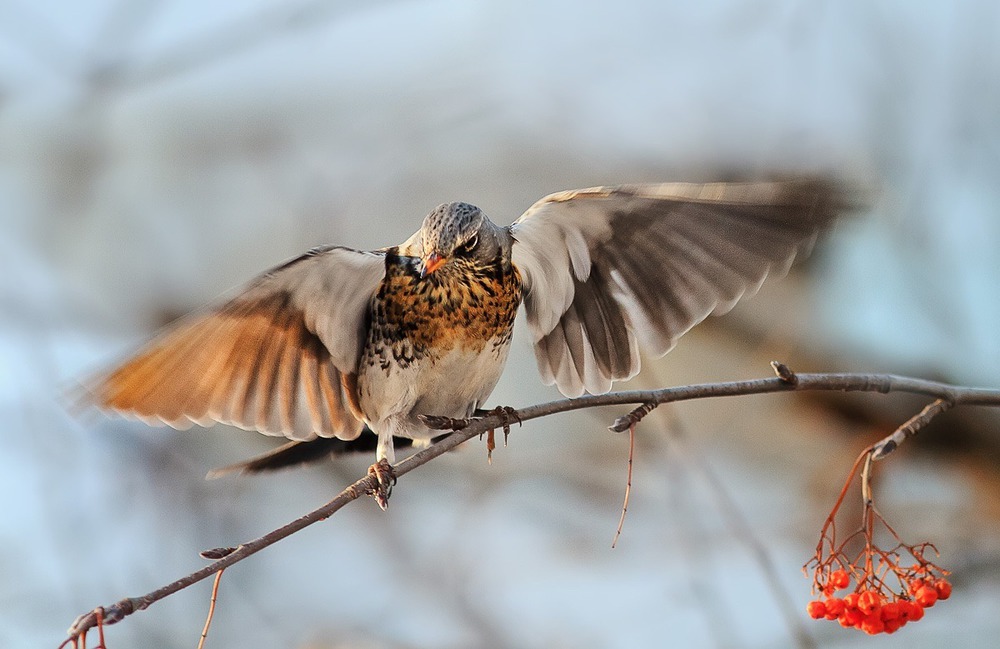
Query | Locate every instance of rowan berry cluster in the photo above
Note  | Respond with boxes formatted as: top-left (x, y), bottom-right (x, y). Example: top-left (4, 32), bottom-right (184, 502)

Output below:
top-left (806, 566), bottom-right (951, 634)
top-left (804, 449), bottom-right (951, 635)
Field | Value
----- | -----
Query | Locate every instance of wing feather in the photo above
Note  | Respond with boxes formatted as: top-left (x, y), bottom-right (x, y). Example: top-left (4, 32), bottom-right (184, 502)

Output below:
top-left (511, 178), bottom-right (858, 396)
top-left (88, 246), bottom-right (384, 442)
top-left (298, 339), bottom-right (329, 435)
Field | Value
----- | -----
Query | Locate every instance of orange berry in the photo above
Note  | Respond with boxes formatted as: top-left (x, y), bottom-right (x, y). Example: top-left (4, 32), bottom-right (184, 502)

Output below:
top-left (935, 579), bottom-right (952, 600)
top-left (858, 590), bottom-right (882, 616)
top-left (906, 601), bottom-right (925, 622)
top-left (842, 592), bottom-right (860, 609)
top-left (807, 600), bottom-right (827, 619)
top-left (908, 578), bottom-right (926, 595)
top-left (830, 569), bottom-right (850, 590)
top-left (824, 598), bottom-right (846, 620)
top-left (840, 607), bottom-right (865, 628)
top-left (883, 617), bottom-right (903, 634)
top-left (880, 602), bottom-right (901, 621)
top-left (915, 585), bottom-right (939, 608)
top-left (861, 613), bottom-right (886, 635)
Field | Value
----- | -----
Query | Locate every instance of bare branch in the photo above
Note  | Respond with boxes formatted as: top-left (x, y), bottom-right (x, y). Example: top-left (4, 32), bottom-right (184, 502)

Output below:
top-left (871, 398), bottom-right (954, 460)
top-left (62, 366), bottom-right (1000, 645)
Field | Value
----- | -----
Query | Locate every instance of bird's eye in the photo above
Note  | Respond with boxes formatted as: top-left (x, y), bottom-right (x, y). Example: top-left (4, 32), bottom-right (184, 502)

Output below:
top-left (458, 234), bottom-right (478, 254)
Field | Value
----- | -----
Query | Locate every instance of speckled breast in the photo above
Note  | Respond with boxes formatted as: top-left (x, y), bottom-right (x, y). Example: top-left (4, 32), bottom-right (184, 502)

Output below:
top-left (363, 250), bottom-right (523, 372)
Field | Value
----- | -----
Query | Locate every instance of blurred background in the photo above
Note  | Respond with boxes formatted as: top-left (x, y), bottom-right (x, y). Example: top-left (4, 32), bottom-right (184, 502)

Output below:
top-left (3, 1), bottom-right (1000, 647)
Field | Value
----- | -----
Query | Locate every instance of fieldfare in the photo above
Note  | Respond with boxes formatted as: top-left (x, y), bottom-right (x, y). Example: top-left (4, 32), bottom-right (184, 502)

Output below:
top-left (88, 179), bottom-right (853, 507)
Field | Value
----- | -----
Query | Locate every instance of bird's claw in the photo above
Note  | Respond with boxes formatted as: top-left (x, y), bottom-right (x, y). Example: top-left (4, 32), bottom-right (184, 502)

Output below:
top-left (419, 407), bottom-right (521, 462)
top-left (484, 405), bottom-right (522, 441)
top-left (479, 406), bottom-right (520, 462)
top-left (420, 406), bottom-right (520, 431)
top-left (366, 458), bottom-right (396, 510)
top-left (418, 414), bottom-right (470, 431)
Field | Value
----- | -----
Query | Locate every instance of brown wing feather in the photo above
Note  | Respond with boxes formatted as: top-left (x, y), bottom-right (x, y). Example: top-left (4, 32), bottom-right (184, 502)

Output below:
top-left (88, 246), bottom-right (385, 442)
top-left (93, 293), bottom-right (362, 441)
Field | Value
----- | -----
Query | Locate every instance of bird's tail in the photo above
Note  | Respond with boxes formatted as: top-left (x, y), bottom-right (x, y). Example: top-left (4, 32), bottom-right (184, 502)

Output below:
top-left (206, 427), bottom-right (448, 478)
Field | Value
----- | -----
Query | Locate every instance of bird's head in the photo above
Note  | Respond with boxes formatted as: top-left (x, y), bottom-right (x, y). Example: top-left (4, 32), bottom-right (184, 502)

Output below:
top-left (413, 201), bottom-right (506, 278)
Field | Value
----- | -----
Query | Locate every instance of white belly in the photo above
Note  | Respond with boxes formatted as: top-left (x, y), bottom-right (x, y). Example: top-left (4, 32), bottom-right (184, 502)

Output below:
top-left (357, 338), bottom-right (512, 442)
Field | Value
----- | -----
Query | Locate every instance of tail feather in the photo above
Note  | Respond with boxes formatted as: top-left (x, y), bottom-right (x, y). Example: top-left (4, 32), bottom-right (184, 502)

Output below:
top-left (207, 428), bottom-right (448, 478)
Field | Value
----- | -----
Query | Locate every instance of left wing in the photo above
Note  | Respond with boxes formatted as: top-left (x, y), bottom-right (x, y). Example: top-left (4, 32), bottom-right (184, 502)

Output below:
top-left (510, 179), bottom-right (854, 397)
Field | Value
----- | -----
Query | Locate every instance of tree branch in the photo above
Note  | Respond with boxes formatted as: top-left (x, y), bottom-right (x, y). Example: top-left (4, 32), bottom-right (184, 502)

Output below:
top-left (62, 365), bottom-right (1000, 645)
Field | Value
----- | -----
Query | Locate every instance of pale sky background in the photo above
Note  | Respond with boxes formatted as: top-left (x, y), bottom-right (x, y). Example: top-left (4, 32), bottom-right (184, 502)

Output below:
top-left (2, 1), bottom-right (1000, 648)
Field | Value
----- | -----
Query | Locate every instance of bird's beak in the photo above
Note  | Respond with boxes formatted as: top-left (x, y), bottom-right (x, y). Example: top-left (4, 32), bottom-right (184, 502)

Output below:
top-left (420, 252), bottom-right (446, 278)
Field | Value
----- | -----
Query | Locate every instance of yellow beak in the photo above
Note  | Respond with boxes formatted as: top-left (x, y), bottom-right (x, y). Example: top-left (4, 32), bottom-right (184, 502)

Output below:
top-left (420, 252), bottom-right (446, 278)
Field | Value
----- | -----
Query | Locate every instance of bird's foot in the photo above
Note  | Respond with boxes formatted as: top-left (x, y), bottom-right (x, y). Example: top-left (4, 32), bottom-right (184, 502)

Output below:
top-left (419, 406), bottom-right (521, 463)
top-left (420, 406), bottom-right (521, 432)
top-left (366, 458), bottom-right (396, 511)
top-left (477, 405), bottom-right (521, 442)
top-left (418, 414), bottom-right (471, 431)
top-left (480, 406), bottom-right (521, 462)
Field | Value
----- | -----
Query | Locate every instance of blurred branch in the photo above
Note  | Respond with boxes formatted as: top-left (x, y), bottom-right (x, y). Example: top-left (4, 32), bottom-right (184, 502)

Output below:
top-left (82, 0), bottom-right (165, 87)
top-left (61, 364), bottom-right (1000, 646)
top-left (0, 0), bottom-right (403, 97)
top-left (97, 0), bottom-right (404, 92)
top-left (662, 410), bottom-right (816, 648)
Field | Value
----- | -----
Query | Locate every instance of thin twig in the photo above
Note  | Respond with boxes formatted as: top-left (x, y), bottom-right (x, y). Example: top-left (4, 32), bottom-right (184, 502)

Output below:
top-left (62, 368), bottom-right (1000, 645)
top-left (861, 449), bottom-right (875, 504)
top-left (609, 401), bottom-right (658, 433)
top-left (611, 423), bottom-right (636, 548)
top-left (872, 398), bottom-right (953, 460)
top-left (96, 607), bottom-right (105, 649)
top-left (197, 570), bottom-right (225, 649)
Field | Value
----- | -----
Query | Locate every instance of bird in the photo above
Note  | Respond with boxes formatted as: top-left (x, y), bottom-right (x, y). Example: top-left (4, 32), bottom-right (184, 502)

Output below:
top-left (86, 178), bottom-right (854, 508)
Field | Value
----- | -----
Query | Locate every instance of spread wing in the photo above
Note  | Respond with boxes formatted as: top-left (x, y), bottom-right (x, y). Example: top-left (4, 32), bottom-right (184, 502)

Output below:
top-left (87, 246), bottom-right (386, 442)
top-left (510, 179), bottom-right (853, 397)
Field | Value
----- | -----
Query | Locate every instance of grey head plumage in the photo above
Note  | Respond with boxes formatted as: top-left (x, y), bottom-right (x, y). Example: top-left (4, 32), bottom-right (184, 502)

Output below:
top-left (420, 202), bottom-right (483, 255)
top-left (414, 201), bottom-right (512, 275)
